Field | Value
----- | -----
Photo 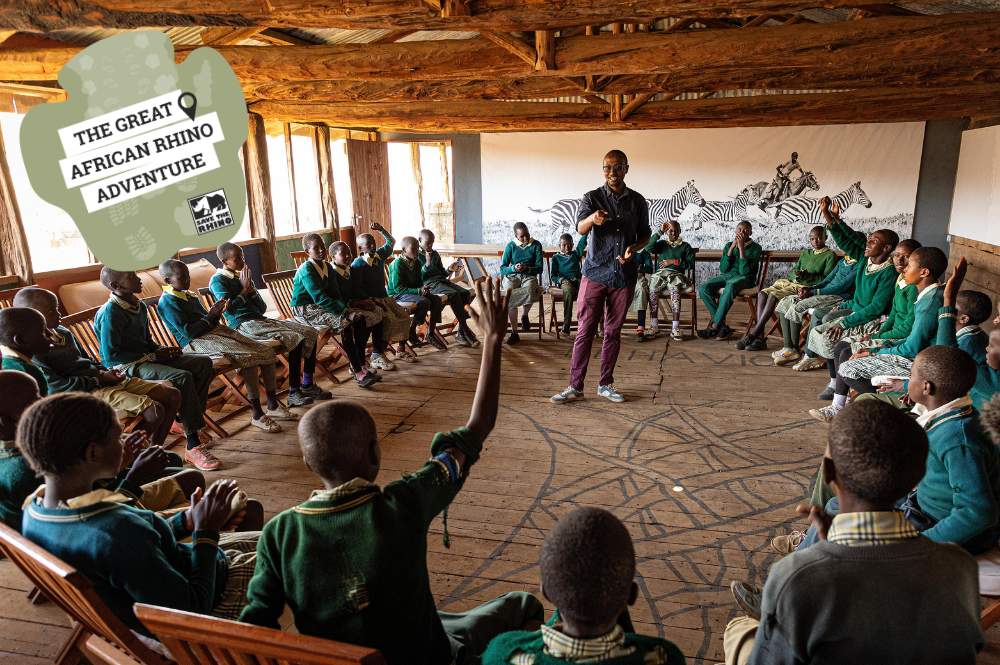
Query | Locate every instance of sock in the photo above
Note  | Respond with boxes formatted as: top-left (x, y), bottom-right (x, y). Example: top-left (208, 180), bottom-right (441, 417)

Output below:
top-left (185, 432), bottom-right (201, 450)
top-left (832, 394), bottom-right (846, 410)
top-left (521, 305), bottom-right (530, 316)
top-left (651, 317), bottom-right (658, 328)
top-left (828, 378), bottom-right (836, 388)
top-left (372, 351), bottom-right (383, 360)
top-left (302, 372), bottom-right (313, 386)
top-left (672, 320), bottom-right (679, 329)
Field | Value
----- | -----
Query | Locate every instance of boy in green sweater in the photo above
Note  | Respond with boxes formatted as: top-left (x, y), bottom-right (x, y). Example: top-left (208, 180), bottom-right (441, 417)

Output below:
top-left (697, 221), bottom-right (761, 341)
top-left (353, 223), bottom-right (416, 364)
top-left (549, 233), bottom-right (588, 337)
top-left (628, 247), bottom-right (658, 343)
top-left (0, 370), bottom-right (42, 531)
top-left (644, 221), bottom-right (695, 342)
top-left (240, 278), bottom-right (544, 665)
top-left (501, 222), bottom-right (544, 345)
top-left (14, 287), bottom-right (182, 448)
top-left (481, 507), bottom-right (685, 665)
top-left (0, 307), bottom-right (51, 395)
top-left (419, 229), bottom-right (481, 348)
top-left (387, 236), bottom-right (447, 351)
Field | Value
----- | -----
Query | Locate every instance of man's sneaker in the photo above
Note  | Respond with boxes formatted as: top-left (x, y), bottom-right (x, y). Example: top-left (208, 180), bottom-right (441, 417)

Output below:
top-left (265, 405), bottom-right (297, 421)
top-left (808, 405), bottom-right (840, 423)
top-left (357, 372), bottom-right (379, 389)
top-left (370, 355), bottom-right (396, 371)
top-left (696, 327), bottom-right (718, 339)
top-left (636, 331), bottom-right (646, 343)
top-left (521, 314), bottom-right (531, 332)
top-left (506, 332), bottom-right (521, 345)
top-left (773, 349), bottom-right (801, 366)
top-left (746, 337), bottom-right (768, 352)
top-left (735, 335), bottom-right (754, 350)
top-left (646, 326), bottom-right (660, 339)
top-left (251, 414), bottom-right (282, 433)
top-left (561, 325), bottom-right (572, 337)
top-left (817, 385), bottom-right (835, 400)
top-left (186, 445), bottom-right (221, 471)
top-left (550, 387), bottom-right (585, 404)
top-left (300, 383), bottom-right (332, 400)
top-left (792, 356), bottom-right (827, 372)
top-left (715, 325), bottom-right (735, 340)
top-left (771, 531), bottom-right (806, 555)
top-left (670, 328), bottom-right (683, 341)
top-left (466, 334), bottom-right (481, 348)
top-left (286, 390), bottom-right (314, 407)
top-left (730, 581), bottom-right (762, 621)
top-left (598, 384), bottom-right (626, 403)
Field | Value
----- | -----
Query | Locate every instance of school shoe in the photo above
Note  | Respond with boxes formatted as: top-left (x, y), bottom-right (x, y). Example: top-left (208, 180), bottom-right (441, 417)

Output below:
top-left (773, 349), bottom-right (801, 366)
top-left (394, 347), bottom-right (419, 363)
top-left (454, 330), bottom-right (472, 347)
top-left (185, 445), bottom-right (221, 471)
top-left (286, 390), bottom-right (314, 407)
top-left (265, 405), bottom-right (297, 421)
top-left (792, 356), bottom-right (827, 372)
top-left (646, 326), bottom-right (660, 339)
top-left (808, 405), bottom-right (840, 423)
top-left (251, 414), bottom-right (282, 433)
top-left (300, 383), bottom-right (332, 400)
top-left (550, 387), bottom-right (585, 404)
top-left (506, 332), bottom-right (521, 345)
top-left (696, 326), bottom-right (718, 340)
top-left (521, 314), bottom-right (531, 332)
top-left (771, 531), bottom-right (806, 555)
top-left (816, 385), bottom-right (835, 400)
top-left (730, 581), bottom-right (762, 621)
top-left (370, 355), bottom-right (397, 371)
top-left (636, 331), bottom-right (646, 343)
top-left (598, 384), bottom-right (626, 403)
top-left (735, 335), bottom-right (754, 350)
top-left (670, 328), bottom-right (684, 341)
top-left (746, 337), bottom-right (768, 352)
top-left (425, 332), bottom-right (448, 350)
top-left (715, 325), bottom-right (735, 340)
top-left (356, 372), bottom-right (379, 389)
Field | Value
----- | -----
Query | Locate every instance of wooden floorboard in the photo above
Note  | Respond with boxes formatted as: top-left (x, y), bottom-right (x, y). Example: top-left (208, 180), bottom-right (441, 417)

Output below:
top-left (2, 299), bottom-right (1000, 664)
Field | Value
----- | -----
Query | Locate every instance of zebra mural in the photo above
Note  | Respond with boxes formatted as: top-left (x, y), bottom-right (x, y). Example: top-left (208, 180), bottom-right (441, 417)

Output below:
top-left (688, 184), bottom-right (759, 230)
top-left (537, 181), bottom-right (705, 234)
top-left (768, 181), bottom-right (872, 227)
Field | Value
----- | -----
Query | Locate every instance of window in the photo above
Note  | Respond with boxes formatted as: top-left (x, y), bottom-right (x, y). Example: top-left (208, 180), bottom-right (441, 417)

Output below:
top-left (330, 138), bottom-right (354, 227)
top-left (0, 112), bottom-right (96, 273)
top-left (386, 140), bottom-right (454, 242)
top-left (266, 131), bottom-right (295, 238)
top-left (291, 132), bottom-right (323, 231)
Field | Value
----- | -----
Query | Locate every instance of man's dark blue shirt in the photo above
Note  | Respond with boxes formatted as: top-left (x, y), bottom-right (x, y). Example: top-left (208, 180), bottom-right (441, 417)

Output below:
top-left (578, 183), bottom-right (652, 289)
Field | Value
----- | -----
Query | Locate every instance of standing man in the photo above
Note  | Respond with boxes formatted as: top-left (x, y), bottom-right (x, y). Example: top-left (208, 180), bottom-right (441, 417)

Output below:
top-left (551, 150), bottom-right (652, 405)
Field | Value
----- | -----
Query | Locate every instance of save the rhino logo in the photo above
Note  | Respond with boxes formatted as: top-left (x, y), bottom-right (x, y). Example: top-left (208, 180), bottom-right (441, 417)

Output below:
top-left (187, 188), bottom-right (233, 235)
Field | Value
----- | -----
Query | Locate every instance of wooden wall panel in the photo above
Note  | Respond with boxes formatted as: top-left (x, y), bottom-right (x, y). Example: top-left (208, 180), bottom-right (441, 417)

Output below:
top-left (0, 118), bottom-right (32, 285)
top-left (346, 138), bottom-right (392, 237)
top-left (949, 235), bottom-right (1000, 332)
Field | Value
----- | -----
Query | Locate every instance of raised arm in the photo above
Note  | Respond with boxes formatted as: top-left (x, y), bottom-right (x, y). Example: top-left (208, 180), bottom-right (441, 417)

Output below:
top-left (465, 277), bottom-right (510, 442)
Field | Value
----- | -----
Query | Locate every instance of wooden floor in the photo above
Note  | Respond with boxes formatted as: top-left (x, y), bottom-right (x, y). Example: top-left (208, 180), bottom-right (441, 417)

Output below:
top-left (4, 300), bottom-right (1000, 664)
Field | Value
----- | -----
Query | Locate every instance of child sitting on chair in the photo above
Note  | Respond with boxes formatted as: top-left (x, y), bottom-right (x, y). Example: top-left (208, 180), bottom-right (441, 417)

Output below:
top-left (329, 241), bottom-right (391, 374)
top-left (387, 236), bottom-right (448, 351)
top-left (419, 229), bottom-right (481, 349)
top-left (737, 225), bottom-right (838, 352)
top-left (500, 222), bottom-right (543, 346)
top-left (549, 233), bottom-right (588, 337)
top-left (291, 233), bottom-right (380, 389)
top-left (158, 259), bottom-right (291, 435)
top-left (14, 287), bottom-right (182, 449)
top-left (481, 507), bottom-right (685, 665)
top-left (95, 268), bottom-right (217, 470)
top-left (240, 279), bottom-right (544, 665)
top-left (644, 220), bottom-right (695, 342)
top-left (697, 221), bottom-right (761, 341)
top-left (0, 307), bottom-right (51, 395)
top-left (353, 223), bottom-right (417, 364)
top-left (212, 242), bottom-right (331, 407)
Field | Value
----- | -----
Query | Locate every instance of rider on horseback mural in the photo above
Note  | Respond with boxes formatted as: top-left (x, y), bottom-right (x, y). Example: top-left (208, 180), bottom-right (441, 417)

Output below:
top-left (758, 152), bottom-right (804, 211)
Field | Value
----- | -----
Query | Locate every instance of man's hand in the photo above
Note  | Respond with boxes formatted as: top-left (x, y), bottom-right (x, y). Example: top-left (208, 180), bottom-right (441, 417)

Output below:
top-left (825, 326), bottom-right (844, 342)
top-left (207, 298), bottom-right (229, 320)
top-left (616, 245), bottom-right (635, 264)
top-left (154, 347), bottom-right (182, 362)
top-left (943, 256), bottom-right (967, 308)
top-left (124, 445), bottom-right (170, 485)
top-left (591, 210), bottom-right (611, 226)
top-left (796, 503), bottom-right (833, 542)
top-left (878, 379), bottom-right (907, 394)
top-left (239, 267), bottom-right (254, 295)
top-left (184, 480), bottom-right (243, 533)
top-left (98, 369), bottom-right (125, 387)
top-left (467, 277), bottom-right (510, 342)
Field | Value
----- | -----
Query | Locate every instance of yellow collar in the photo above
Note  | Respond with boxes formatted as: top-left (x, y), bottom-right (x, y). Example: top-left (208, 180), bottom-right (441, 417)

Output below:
top-left (109, 293), bottom-right (142, 314)
top-left (843, 256), bottom-right (858, 265)
top-left (912, 395), bottom-right (973, 429)
top-left (334, 265), bottom-right (351, 279)
top-left (360, 253), bottom-right (377, 266)
top-left (812, 246), bottom-right (830, 254)
top-left (516, 237), bottom-right (534, 249)
top-left (0, 345), bottom-right (33, 364)
top-left (161, 285), bottom-right (194, 300)
top-left (865, 256), bottom-right (893, 275)
top-left (664, 236), bottom-right (684, 247)
top-left (27, 484), bottom-right (132, 510)
top-left (216, 267), bottom-right (237, 280)
top-left (896, 274), bottom-right (906, 289)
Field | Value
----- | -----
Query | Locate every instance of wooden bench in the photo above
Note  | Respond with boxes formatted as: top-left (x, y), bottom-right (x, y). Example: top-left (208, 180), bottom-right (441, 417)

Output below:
top-left (0, 285), bottom-right (25, 309)
top-left (135, 604), bottom-right (387, 665)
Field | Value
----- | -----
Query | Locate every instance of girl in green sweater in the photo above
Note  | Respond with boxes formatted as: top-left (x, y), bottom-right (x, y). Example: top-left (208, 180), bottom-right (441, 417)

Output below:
top-left (500, 222), bottom-right (543, 345)
top-left (643, 221), bottom-right (695, 342)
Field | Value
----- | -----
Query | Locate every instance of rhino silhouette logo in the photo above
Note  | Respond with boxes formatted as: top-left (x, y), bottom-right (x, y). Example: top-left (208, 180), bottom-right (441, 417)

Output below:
top-left (187, 188), bottom-right (233, 235)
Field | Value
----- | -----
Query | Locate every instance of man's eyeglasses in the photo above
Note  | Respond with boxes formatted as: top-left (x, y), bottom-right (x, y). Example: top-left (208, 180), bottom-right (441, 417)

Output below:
top-left (603, 165), bottom-right (627, 173)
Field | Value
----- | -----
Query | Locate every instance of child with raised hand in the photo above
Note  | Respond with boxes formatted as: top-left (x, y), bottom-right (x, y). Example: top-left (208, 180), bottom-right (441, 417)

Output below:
top-left (738, 225), bottom-right (838, 352)
top-left (0, 307), bottom-right (51, 395)
top-left (481, 507), bottom-right (685, 665)
top-left (419, 229), bottom-right (481, 348)
top-left (14, 287), bottom-right (183, 448)
top-left (95, 268), bottom-right (217, 470)
top-left (327, 240), bottom-right (390, 372)
top-left (241, 278), bottom-right (545, 665)
top-left (550, 233), bottom-right (588, 337)
top-left (19, 392), bottom-right (263, 637)
top-left (353, 222), bottom-right (416, 364)
top-left (290, 233), bottom-right (380, 389)
top-left (158, 259), bottom-right (290, 435)
top-left (697, 221), bottom-right (761, 341)
top-left (644, 220), bottom-right (695, 342)
top-left (387, 235), bottom-right (448, 351)
top-left (726, 399), bottom-right (984, 664)
top-left (212, 242), bottom-right (331, 407)
top-left (501, 222), bottom-right (544, 345)
top-left (628, 246), bottom-right (657, 343)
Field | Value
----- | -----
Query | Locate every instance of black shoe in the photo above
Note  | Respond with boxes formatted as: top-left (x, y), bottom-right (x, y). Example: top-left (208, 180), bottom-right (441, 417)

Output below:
top-left (735, 335), bottom-right (754, 350)
top-left (636, 332), bottom-right (646, 343)
top-left (746, 337), bottom-right (768, 352)
top-left (506, 332), bottom-right (521, 345)
top-left (520, 315), bottom-right (530, 332)
top-left (286, 390), bottom-right (314, 407)
top-left (299, 383), bottom-right (332, 400)
top-left (357, 373), bottom-right (378, 389)
top-left (561, 325), bottom-right (571, 336)
top-left (716, 325), bottom-right (735, 340)
top-left (696, 327), bottom-right (718, 339)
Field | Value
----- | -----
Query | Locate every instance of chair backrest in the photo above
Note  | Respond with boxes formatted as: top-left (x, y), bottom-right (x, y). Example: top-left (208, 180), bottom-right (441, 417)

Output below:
top-left (62, 306), bottom-right (104, 364)
top-left (756, 251), bottom-right (773, 291)
top-left (0, 286), bottom-right (25, 309)
top-left (291, 251), bottom-right (308, 268)
top-left (196, 287), bottom-right (216, 310)
top-left (261, 270), bottom-right (297, 320)
top-left (140, 296), bottom-right (181, 347)
top-left (0, 522), bottom-right (169, 664)
top-left (688, 248), bottom-right (699, 285)
top-left (135, 604), bottom-right (387, 665)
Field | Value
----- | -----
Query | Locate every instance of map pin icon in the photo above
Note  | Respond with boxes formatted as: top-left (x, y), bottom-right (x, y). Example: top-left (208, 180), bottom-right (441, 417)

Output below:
top-left (177, 92), bottom-right (197, 121)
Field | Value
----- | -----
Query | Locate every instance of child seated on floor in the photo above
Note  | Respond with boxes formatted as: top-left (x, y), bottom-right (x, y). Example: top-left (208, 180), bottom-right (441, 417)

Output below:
top-left (628, 246), bottom-right (657, 343)
top-left (0, 307), bottom-right (51, 395)
top-left (697, 221), bottom-right (761, 341)
top-left (158, 259), bottom-right (291, 435)
top-left (291, 233), bottom-right (382, 389)
top-left (95, 268), bottom-right (217, 470)
top-left (738, 225), bottom-right (838, 352)
top-left (725, 399), bottom-right (984, 664)
top-left (549, 233), bottom-right (588, 337)
top-left (328, 240), bottom-right (392, 373)
top-left (481, 507), bottom-right (685, 665)
top-left (643, 220), bottom-right (695, 342)
top-left (501, 222), bottom-right (544, 346)
top-left (387, 235), bottom-right (448, 351)
top-left (14, 287), bottom-right (182, 449)
top-left (212, 242), bottom-right (332, 407)
top-left (353, 222), bottom-right (417, 364)
top-left (240, 278), bottom-right (544, 665)
top-left (419, 228), bottom-right (481, 348)
top-left (19, 392), bottom-right (263, 639)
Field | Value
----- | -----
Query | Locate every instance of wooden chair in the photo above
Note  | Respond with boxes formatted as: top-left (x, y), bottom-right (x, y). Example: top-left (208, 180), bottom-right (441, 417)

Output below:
top-left (0, 285), bottom-right (25, 309)
top-left (710, 251), bottom-right (772, 337)
top-left (653, 247), bottom-right (700, 337)
top-left (496, 251), bottom-right (544, 341)
top-left (545, 254), bottom-right (575, 340)
top-left (135, 604), bottom-right (387, 665)
top-left (0, 522), bottom-right (171, 665)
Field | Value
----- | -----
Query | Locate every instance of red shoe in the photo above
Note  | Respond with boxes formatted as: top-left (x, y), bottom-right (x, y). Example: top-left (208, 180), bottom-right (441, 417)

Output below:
top-left (185, 445), bottom-right (221, 471)
top-left (171, 422), bottom-right (209, 444)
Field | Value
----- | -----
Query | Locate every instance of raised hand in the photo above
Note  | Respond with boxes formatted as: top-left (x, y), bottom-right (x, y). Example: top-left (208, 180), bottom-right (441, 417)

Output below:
top-left (369, 222), bottom-right (384, 233)
top-left (467, 277), bottom-right (510, 342)
top-left (943, 257), bottom-right (967, 308)
top-left (821, 197), bottom-right (841, 226)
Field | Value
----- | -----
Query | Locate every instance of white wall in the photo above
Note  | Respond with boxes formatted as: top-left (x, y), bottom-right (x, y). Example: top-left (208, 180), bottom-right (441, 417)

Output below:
top-left (949, 125), bottom-right (1000, 245)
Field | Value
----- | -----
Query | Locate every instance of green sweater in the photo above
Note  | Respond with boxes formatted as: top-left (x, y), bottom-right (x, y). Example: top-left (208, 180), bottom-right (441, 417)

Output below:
top-left (550, 236), bottom-right (588, 284)
top-left (387, 256), bottom-right (424, 297)
top-left (331, 265), bottom-right (368, 305)
top-left (209, 271), bottom-right (269, 329)
top-left (0, 443), bottom-right (39, 532)
top-left (350, 230), bottom-right (395, 298)
top-left (1, 354), bottom-right (48, 396)
top-left (718, 240), bottom-right (761, 283)
top-left (240, 427), bottom-right (482, 665)
top-left (958, 326), bottom-right (989, 365)
top-left (937, 307), bottom-right (1000, 408)
top-left (789, 248), bottom-right (839, 286)
top-left (827, 219), bottom-right (897, 330)
top-left (157, 289), bottom-right (219, 349)
top-left (635, 249), bottom-right (654, 276)
top-left (33, 326), bottom-right (107, 394)
top-left (918, 401), bottom-right (1000, 554)
top-left (418, 250), bottom-right (450, 284)
top-left (95, 299), bottom-right (161, 367)
top-left (290, 260), bottom-right (348, 316)
top-left (874, 284), bottom-right (943, 358)
top-left (643, 235), bottom-right (695, 274)
top-left (874, 276), bottom-right (918, 341)
top-left (500, 239), bottom-right (543, 276)
top-left (813, 258), bottom-right (859, 298)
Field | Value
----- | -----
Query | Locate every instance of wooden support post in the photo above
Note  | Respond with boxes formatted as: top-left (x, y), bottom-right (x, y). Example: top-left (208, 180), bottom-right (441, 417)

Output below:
top-left (535, 30), bottom-right (555, 71)
top-left (244, 113), bottom-right (278, 275)
top-left (612, 23), bottom-right (623, 34)
top-left (313, 125), bottom-right (340, 232)
top-left (441, 0), bottom-right (471, 17)
top-left (585, 25), bottom-right (601, 35)
top-left (0, 118), bottom-right (32, 285)
top-left (282, 122), bottom-right (299, 233)
top-left (621, 92), bottom-right (655, 120)
top-left (479, 30), bottom-right (537, 66)
top-left (611, 94), bottom-right (623, 121)
top-left (410, 143), bottom-right (426, 229)
top-left (439, 144), bottom-right (451, 204)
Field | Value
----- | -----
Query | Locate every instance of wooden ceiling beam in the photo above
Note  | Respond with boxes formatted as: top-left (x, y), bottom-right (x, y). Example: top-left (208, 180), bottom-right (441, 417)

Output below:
top-left (478, 29), bottom-right (535, 66)
top-left (620, 92), bottom-right (655, 120)
top-left (199, 27), bottom-right (264, 45)
top-left (853, 4), bottom-right (924, 16)
top-left (253, 28), bottom-right (315, 46)
top-left (369, 29), bottom-right (418, 44)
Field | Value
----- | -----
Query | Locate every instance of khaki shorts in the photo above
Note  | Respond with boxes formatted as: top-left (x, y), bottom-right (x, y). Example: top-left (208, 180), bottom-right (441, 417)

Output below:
top-left (137, 476), bottom-right (190, 518)
top-left (92, 377), bottom-right (161, 417)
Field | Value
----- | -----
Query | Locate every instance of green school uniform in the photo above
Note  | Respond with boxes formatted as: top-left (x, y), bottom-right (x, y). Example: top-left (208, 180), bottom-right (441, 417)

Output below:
top-left (636, 249), bottom-right (654, 275)
top-left (209, 271), bottom-right (269, 329)
top-left (290, 260), bottom-right (348, 315)
top-left (788, 247), bottom-right (839, 286)
top-left (94, 298), bottom-right (161, 368)
top-left (550, 236), bottom-right (588, 284)
top-left (32, 326), bottom-right (107, 393)
top-left (813, 257), bottom-right (859, 298)
top-left (719, 240), bottom-right (762, 281)
top-left (0, 441), bottom-right (39, 532)
top-left (958, 326), bottom-right (989, 365)
top-left (643, 234), bottom-right (695, 274)
top-left (874, 283), bottom-right (944, 359)
top-left (387, 256), bottom-right (424, 297)
top-left (500, 239), bottom-right (543, 276)
top-left (418, 249), bottom-right (454, 285)
top-left (157, 287), bottom-right (219, 349)
top-left (937, 307), bottom-right (1000, 408)
top-left (827, 219), bottom-right (896, 330)
top-left (0, 348), bottom-right (48, 396)
top-left (351, 230), bottom-right (395, 298)
top-left (874, 275), bottom-right (918, 341)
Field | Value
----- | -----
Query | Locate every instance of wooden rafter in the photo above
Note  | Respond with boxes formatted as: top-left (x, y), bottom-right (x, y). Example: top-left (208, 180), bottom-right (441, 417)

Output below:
top-left (853, 4), bottom-right (923, 16)
top-left (478, 30), bottom-right (535, 66)
top-left (620, 92), bottom-right (655, 120)
top-left (535, 29), bottom-right (555, 70)
top-left (370, 29), bottom-right (418, 44)
top-left (253, 28), bottom-right (314, 46)
top-left (199, 27), bottom-right (264, 45)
